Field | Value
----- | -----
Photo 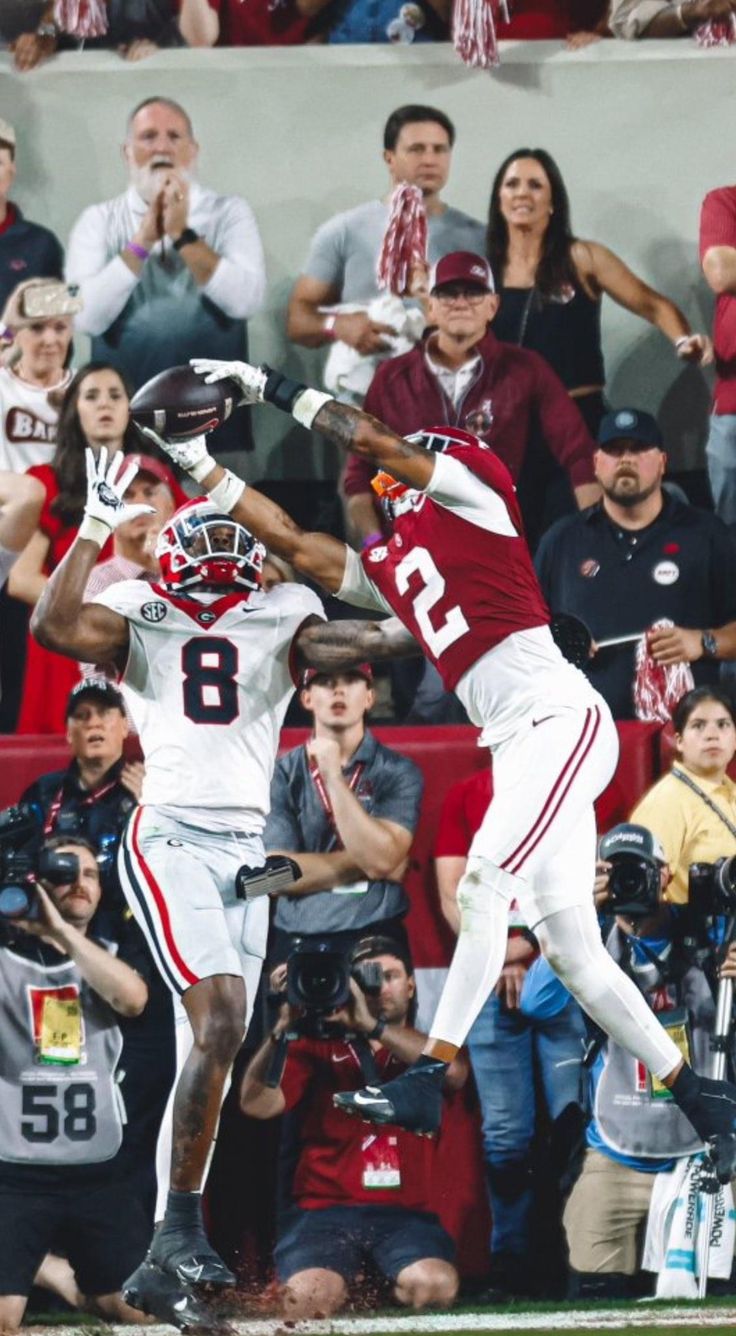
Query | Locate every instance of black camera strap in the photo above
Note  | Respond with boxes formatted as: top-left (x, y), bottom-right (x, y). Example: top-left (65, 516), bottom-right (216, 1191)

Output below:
top-left (43, 776), bottom-right (120, 837)
top-left (671, 768), bottom-right (736, 842)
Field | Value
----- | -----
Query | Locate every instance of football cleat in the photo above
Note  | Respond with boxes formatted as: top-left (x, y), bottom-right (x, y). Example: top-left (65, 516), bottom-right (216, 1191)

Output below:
top-left (333, 1056), bottom-right (447, 1136)
top-left (123, 1260), bottom-right (229, 1333)
top-left (148, 1224), bottom-right (236, 1289)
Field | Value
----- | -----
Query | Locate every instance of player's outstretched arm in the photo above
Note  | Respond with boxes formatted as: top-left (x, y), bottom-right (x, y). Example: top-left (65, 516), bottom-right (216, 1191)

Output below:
top-left (140, 427), bottom-right (349, 592)
top-left (190, 359), bottom-right (436, 493)
top-left (295, 616), bottom-right (420, 672)
top-left (31, 450), bottom-right (149, 664)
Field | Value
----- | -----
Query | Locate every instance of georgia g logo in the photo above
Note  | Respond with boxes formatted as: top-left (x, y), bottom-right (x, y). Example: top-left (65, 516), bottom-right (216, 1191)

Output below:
top-left (141, 601), bottom-right (167, 623)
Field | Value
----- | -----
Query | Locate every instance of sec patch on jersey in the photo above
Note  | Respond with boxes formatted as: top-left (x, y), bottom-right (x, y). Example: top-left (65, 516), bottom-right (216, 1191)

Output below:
top-left (130, 365), bottom-right (241, 440)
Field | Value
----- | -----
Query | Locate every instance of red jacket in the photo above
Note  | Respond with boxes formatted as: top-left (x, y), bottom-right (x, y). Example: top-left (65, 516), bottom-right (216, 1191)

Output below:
top-left (343, 327), bottom-right (595, 501)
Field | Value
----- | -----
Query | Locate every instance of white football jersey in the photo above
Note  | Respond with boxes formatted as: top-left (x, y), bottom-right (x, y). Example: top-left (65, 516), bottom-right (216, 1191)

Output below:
top-left (92, 579), bottom-right (325, 830)
top-left (0, 366), bottom-right (72, 473)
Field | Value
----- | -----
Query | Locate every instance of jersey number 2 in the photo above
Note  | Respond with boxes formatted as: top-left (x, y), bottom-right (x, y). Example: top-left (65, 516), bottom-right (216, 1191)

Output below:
top-left (182, 638), bottom-right (239, 725)
top-left (395, 547), bottom-right (469, 657)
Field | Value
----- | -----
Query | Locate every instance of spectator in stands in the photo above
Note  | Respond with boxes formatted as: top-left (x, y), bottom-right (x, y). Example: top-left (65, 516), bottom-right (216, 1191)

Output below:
top-left (0, 470), bottom-right (44, 590)
top-left (0, 279), bottom-right (75, 733)
top-left (609, 0), bottom-right (736, 36)
top-left (629, 686), bottom-right (736, 905)
top-left (488, 148), bottom-right (711, 438)
top-left (286, 105), bottom-right (484, 439)
top-left (497, 0), bottom-right (610, 36)
top-left (8, 363), bottom-right (140, 734)
top-left (546, 823), bottom-right (736, 1297)
top-left (0, 121), bottom-right (63, 309)
top-left (435, 769), bottom-right (586, 1298)
top-left (535, 409), bottom-right (736, 720)
top-left (700, 178), bottom-right (736, 525)
top-left (304, 0), bottom-right (448, 44)
top-left (342, 251), bottom-right (599, 550)
top-left (265, 665), bottom-right (423, 963)
top-left (177, 0), bottom-right (323, 45)
top-left (240, 936), bottom-right (465, 1318)
top-left (66, 96), bottom-right (265, 454)
top-left (10, 0), bottom-right (190, 68)
top-left (0, 279), bottom-right (74, 474)
top-left (0, 837), bottom-right (151, 1332)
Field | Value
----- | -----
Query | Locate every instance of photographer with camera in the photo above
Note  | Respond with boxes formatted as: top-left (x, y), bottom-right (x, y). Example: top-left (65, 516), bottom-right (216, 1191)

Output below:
top-left (0, 835), bottom-right (152, 1332)
top-left (240, 936), bottom-right (467, 1320)
top-left (518, 822), bottom-right (736, 1297)
top-left (630, 687), bottom-right (736, 906)
top-left (265, 666), bottom-right (423, 961)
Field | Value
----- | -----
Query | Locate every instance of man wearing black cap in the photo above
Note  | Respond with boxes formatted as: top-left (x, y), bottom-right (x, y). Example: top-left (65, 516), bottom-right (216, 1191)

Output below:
top-left (535, 408), bottom-right (736, 719)
top-left (19, 678), bottom-right (141, 914)
top-left (240, 935), bottom-right (466, 1319)
top-left (266, 665), bottom-right (423, 959)
top-left (342, 250), bottom-right (598, 549)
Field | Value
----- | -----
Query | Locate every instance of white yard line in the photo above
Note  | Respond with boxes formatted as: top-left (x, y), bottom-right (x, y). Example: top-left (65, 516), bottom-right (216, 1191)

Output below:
top-left (30, 1305), bottom-right (736, 1336)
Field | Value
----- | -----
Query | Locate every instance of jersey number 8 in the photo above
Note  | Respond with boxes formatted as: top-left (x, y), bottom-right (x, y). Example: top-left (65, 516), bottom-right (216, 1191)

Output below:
top-left (182, 637), bottom-right (239, 725)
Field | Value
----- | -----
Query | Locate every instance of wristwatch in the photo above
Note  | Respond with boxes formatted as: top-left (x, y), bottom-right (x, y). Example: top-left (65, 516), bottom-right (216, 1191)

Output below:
top-left (35, 19), bottom-right (59, 37)
top-left (172, 229), bottom-right (200, 252)
top-left (701, 630), bottom-right (719, 659)
top-left (368, 1017), bottom-right (387, 1041)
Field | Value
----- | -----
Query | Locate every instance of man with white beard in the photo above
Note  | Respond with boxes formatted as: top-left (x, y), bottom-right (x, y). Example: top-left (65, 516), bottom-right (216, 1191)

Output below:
top-left (66, 97), bottom-right (265, 452)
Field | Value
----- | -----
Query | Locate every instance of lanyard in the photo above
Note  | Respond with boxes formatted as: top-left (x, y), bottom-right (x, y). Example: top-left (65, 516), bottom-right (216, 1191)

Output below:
top-left (671, 767), bottom-right (736, 842)
top-left (307, 751), bottom-right (365, 851)
top-left (43, 777), bottom-right (120, 837)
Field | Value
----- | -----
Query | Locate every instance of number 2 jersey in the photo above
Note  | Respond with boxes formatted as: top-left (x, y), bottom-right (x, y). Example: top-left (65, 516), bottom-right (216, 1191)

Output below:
top-left (337, 441), bottom-right (599, 747)
top-left (91, 580), bottom-right (324, 830)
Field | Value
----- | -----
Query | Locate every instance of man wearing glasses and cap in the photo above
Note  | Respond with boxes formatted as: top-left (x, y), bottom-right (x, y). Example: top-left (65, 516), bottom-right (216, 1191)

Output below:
top-left (535, 408), bottom-right (736, 719)
top-left (265, 663), bottom-right (423, 963)
top-left (342, 250), bottom-right (599, 550)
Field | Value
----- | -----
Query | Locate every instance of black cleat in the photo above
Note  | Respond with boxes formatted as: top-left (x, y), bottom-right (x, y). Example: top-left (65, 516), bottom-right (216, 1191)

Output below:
top-left (148, 1224), bottom-right (236, 1289)
top-left (333, 1056), bottom-right (447, 1136)
top-left (123, 1260), bottom-right (227, 1333)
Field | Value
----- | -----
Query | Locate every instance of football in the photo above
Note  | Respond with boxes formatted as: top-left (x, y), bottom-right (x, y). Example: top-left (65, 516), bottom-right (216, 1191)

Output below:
top-left (130, 364), bottom-right (240, 440)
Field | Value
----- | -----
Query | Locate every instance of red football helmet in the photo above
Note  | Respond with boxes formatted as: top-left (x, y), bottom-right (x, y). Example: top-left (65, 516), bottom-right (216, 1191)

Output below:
top-left (371, 425), bottom-right (486, 517)
top-left (155, 498), bottom-right (265, 592)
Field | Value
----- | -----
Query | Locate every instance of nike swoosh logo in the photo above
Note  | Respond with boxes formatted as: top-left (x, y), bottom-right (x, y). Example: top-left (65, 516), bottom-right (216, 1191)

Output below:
top-left (178, 1264), bottom-right (204, 1283)
top-left (331, 1053), bottom-right (351, 1063)
top-left (532, 715), bottom-right (555, 728)
top-left (353, 1089), bottom-right (385, 1106)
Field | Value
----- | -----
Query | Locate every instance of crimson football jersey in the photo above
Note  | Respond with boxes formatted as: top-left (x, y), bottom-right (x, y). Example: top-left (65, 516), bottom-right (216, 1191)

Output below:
top-left (353, 442), bottom-right (550, 691)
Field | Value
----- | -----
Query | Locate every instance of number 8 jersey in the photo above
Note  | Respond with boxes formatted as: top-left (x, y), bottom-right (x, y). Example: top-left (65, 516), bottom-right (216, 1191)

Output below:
top-left (91, 579), bottom-right (324, 829)
top-left (338, 441), bottom-right (593, 747)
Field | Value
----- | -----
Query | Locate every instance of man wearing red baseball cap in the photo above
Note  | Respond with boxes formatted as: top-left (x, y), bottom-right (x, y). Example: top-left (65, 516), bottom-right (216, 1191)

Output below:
top-left (265, 664), bottom-right (423, 961)
top-left (342, 250), bottom-right (598, 550)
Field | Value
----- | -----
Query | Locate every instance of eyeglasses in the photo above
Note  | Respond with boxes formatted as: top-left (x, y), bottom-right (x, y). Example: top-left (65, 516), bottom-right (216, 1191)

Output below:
top-left (432, 287), bottom-right (490, 306)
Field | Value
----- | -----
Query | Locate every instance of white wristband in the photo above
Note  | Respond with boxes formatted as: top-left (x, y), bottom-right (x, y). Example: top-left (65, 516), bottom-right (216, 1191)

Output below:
top-left (292, 388), bottom-right (334, 430)
top-left (674, 335), bottom-right (691, 350)
top-left (190, 452), bottom-right (217, 484)
top-left (78, 515), bottom-right (112, 547)
top-left (209, 469), bottom-right (246, 514)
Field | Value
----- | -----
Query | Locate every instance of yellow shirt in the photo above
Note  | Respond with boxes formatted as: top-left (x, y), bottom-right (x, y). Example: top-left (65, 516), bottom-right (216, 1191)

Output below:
top-left (630, 764), bottom-right (736, 904)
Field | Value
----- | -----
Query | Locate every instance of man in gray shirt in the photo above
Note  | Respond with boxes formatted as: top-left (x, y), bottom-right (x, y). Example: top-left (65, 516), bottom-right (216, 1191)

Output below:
top-left (66, 96), bottom-right (265, 453)
top-left (266, 663), bottom-right (423, 956)
top-left (286, 105), bottom-right (485, 413)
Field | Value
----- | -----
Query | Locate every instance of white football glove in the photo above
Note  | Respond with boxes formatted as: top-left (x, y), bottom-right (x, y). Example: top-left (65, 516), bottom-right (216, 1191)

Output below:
top-left (78, 449), bottom-right (155, 546)
top-left (190, 357), bottom-right (267, 406)
top-left (140, 426), bottom-right (215, 484)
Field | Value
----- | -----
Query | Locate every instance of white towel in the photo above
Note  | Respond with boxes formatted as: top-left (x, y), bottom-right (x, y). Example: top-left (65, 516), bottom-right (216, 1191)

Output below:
top-left (642, 1154), bottom-right (735, 1297)
top-left (321, 296), bottom-right (425, 402)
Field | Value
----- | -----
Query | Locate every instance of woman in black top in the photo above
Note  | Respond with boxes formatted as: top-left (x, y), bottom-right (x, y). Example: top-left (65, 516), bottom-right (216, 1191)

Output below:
top-left (487, 148), bottom-right (712, 436)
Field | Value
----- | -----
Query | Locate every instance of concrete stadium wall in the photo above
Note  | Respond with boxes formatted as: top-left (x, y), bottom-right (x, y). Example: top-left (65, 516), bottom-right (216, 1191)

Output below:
top-left (0, 40), bottom-right (731, 479)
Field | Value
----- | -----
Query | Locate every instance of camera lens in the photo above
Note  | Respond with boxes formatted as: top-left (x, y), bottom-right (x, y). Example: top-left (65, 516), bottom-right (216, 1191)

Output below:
top-left (292, 959), bottom-right (344, 1008)
top-left (0, 884), bottom-right (33, 920)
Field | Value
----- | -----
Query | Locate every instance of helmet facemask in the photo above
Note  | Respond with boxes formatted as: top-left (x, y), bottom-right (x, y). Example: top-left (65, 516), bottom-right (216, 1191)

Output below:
top-left (156, 502), bottom-right (265, 592)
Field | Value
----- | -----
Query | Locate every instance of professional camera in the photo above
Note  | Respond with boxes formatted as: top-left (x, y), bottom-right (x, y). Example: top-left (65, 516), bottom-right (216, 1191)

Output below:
top-left (606, 855), bottom-right (662, 919)
top-left (287, 938), bottom-right (383, 1015)
top-left (688, 858), bottom-right (736, 917)
top-left (0, 804), bottom-right (79, 921)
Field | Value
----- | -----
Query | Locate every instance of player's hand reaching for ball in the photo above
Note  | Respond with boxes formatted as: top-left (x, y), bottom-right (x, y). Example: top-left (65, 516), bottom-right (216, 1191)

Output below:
top-left (79, 450), bottom-right (155, 546)
top-left (191, 357), bottom-right (268, 406)
top-left (140, 426), bottom-right (215, 483)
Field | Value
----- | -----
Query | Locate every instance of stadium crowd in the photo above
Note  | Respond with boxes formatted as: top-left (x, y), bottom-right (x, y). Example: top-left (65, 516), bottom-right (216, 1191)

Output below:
top-left (2, 48), bottom-right (736, 1332)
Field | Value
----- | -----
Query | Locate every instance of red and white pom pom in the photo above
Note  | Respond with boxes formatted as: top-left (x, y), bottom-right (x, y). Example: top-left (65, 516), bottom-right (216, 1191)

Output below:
top-left (694, 14), bottom-right (736, 43)
top-left (54, 0), bottom-right (108, 37)
top-left (376, 184), bottom-right (428, 297)
top-left (452, 0), bottom-right (509, 69)
top-left (633, 619), bottom-right (695, 724)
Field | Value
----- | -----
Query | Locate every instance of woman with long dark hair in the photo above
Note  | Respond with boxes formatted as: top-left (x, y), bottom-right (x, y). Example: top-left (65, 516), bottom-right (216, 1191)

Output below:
top-left (10, 362), bottom-right (140, 732)
top-left (487, 148), bottom-right (712, 435)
